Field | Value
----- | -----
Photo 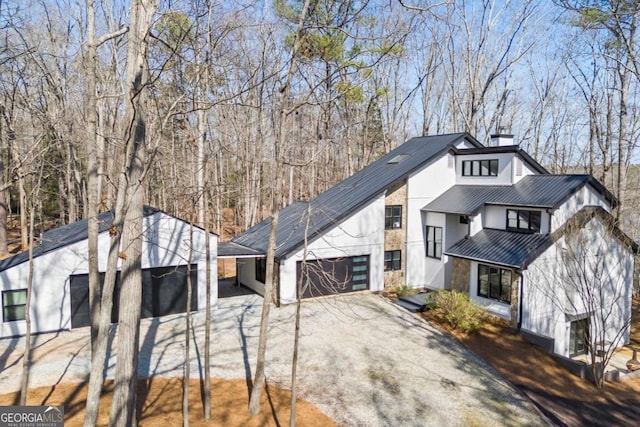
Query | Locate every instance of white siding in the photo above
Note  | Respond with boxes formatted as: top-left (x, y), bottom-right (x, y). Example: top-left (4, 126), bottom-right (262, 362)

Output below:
top-left (551, 185), bottom-right (610, 232)
top-left (237, 258), bottom-right (265, 295)
top-left (456, 152), bottom-right (516, 185)
top-left (0, 212), bottom-right (218, 338)
top-left (418, 212), bottom-right (452, 289)
top-left (277, 195), bottom-right (385, 305)
top-left (469, 212), bottom-right (484, 236)
top-left (484, 205), bottom-right (549, 234)
top-left (512, 156), bottom-right (539, 183)
top-left (522, 217), bottom-right (633, 357)
top-left (406, 154), bottom-right (457, 289)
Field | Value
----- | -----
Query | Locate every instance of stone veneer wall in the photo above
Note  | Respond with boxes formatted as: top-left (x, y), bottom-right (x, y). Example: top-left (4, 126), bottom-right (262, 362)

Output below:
top-left (384, 179), bottom-right (407, 289)
top-left (509, 272), bottom-right (520, 328)
top-left (450, 257), bottom-right (470, 292)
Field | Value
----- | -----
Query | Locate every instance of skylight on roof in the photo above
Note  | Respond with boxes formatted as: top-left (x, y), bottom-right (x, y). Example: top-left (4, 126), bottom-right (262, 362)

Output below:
top-left (388, 154), bottom-right (410, 164)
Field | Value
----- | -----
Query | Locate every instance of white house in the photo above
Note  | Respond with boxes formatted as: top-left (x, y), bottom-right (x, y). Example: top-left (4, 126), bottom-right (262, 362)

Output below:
top-left (0, 207), bottom-right (218, 338)
top-left (231, 132), bottom-right (637, 358)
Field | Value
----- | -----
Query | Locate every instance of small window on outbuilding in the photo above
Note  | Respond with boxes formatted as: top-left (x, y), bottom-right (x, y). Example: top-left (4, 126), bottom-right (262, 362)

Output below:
top-left (3, 289), bottom-right (27, 322)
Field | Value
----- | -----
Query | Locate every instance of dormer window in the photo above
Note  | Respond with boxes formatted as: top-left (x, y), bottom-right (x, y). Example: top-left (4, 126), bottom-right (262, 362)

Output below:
top-left (506, 209), bottom-right (541, 233)
top-left (385, 205), bottom-right (402, 229)
top-left (462, 159), bottom-right (498, 176)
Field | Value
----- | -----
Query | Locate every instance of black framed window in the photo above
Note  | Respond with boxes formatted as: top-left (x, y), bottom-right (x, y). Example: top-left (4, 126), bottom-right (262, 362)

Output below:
top-left (384, 250), bottom-right (401, 271)
top-left (3, 289), bottom-right (27, 322)
top-left (462, 159), bottom-right (498, 176)
top-left (385, 205), bottom-right (402, 229)
top-left (569, 318), bottom-right (590, 357)
top-left (506, 209), bottom-right (541, 233)
top-left (477, 264), bottom-right (512, 303)
top-left (426, 226), bottom-right (443, 259)
top-left (255, 258), bottom-right (267, 284)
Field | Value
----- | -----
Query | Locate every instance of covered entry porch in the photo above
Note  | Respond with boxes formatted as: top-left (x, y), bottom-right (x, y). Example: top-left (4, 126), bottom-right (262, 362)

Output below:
top-left (217, 241), bottom-right (264, 299)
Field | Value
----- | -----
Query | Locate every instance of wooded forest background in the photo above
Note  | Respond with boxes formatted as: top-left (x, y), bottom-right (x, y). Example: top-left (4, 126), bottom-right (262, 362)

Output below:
top-left (2, 0), bottom-right (640, 252)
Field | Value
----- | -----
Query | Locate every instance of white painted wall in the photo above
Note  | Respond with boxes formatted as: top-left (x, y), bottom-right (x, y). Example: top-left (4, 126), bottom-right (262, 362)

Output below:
top-left (522, 217), bottom-right (633, 357)
top-left (276, 195), bottom-right (386, 304)
top-left (512, 155), bottom-right (539, 183)
top-left (456, 152), bottom-right (516, 185)
top-left (405, 153), bottom-right (458, 289)
top-left (550, 185), bottom-right (610, 232)
top-left (484, 205), bottom-right (549, 234)
top-left (236, 258), bottom-right (265, 295)
top-left (0, 211), bottom-right (218, 338)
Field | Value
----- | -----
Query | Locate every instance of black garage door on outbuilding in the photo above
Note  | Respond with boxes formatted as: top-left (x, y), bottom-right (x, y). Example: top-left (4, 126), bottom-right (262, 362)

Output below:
top-left (70, 264), bottom-right (197, 329)
top-left (297, 255), bottom-right (369, 298)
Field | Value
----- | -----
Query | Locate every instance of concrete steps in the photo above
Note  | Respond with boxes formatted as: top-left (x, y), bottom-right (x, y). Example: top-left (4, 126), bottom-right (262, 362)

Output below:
top-left (393, 292), bottom-right (431, 313)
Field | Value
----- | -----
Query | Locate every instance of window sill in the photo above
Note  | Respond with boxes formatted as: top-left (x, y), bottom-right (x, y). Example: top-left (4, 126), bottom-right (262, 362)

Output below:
top-left (473, 297), bottom-right (511, 320)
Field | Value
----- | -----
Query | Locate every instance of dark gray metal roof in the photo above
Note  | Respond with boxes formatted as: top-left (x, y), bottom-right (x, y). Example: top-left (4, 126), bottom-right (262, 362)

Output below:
top-left (445, 229), bottom-right (552, 269)
top-left (0, 207), bottom-right (160, 272)
top-left (218, 241), bottom-right (264, 257)
top-left (232, 133), bottom-right (483, 258)
top-left (423, 175), bottom-right (615, 215)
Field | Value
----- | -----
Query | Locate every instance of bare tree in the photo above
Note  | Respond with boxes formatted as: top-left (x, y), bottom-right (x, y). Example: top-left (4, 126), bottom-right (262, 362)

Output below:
top-left (248, 0), bottom-right (314, 416)
top-left (528, 209), bottom-right (636, 387)
top-left (108, 1), bottom-right (156, 425)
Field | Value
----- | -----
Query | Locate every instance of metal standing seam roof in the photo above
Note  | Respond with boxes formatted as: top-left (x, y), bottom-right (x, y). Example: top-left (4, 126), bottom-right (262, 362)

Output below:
top-left (422, 175), bottom-right (615, 215)
top-left (232, 133), bottom-right (483, 258)
top-left (445, 229), bottom-right (553, 269)
top-left (445, 206), bottom-right (637, 268)
top-left (0, 206), bottom-right (220, 273)
top-left (218, 241), bottom-right (265, 257)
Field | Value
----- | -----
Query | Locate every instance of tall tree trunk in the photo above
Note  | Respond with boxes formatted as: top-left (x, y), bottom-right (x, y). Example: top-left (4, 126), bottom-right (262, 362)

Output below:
top-left (203, 189), bottom-right (212, 420)
top-left (108, 1), bottom-right (155, 425)
top-left (82, 3), bottom-right (128, 423)
top-left (248, 0), bottom-right (313, 417)
top-left (0, 105), bottom-right (11, 255)
top-left (86, 0), bottom-right (101, 360)
top-left (289, 205), bottom-right (310, 427)
top-left (19, 199), bottom-right (36, 405)
top-left (182, 224), bottom-right (194, 427)
top-left (247, 210), bottom-right (279, 416)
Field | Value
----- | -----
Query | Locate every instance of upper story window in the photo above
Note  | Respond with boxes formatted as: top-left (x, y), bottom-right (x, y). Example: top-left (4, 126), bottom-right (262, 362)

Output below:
top-left (462, 159), bottom-right (499, 177)
top-left (506, 209), bottom-right (541, 233)
top-left (426, 226), bottom-right (443, 259)
top-left (385, 205), bottom-right (402, 229)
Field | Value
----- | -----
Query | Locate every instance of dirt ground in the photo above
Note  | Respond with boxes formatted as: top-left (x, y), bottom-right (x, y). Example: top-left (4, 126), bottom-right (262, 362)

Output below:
top-left (423, 299), bottom-right (640, 427)
top-left (0, 378), bottom-right (333, 426)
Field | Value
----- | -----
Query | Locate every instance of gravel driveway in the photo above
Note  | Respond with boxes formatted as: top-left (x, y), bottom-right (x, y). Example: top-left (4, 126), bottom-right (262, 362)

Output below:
top-left (0, 293), bottom-right (545, 426)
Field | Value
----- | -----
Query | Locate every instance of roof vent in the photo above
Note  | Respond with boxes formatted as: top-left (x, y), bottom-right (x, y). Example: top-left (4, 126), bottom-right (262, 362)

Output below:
top-left (388, 154), bottom-right (410, 164)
